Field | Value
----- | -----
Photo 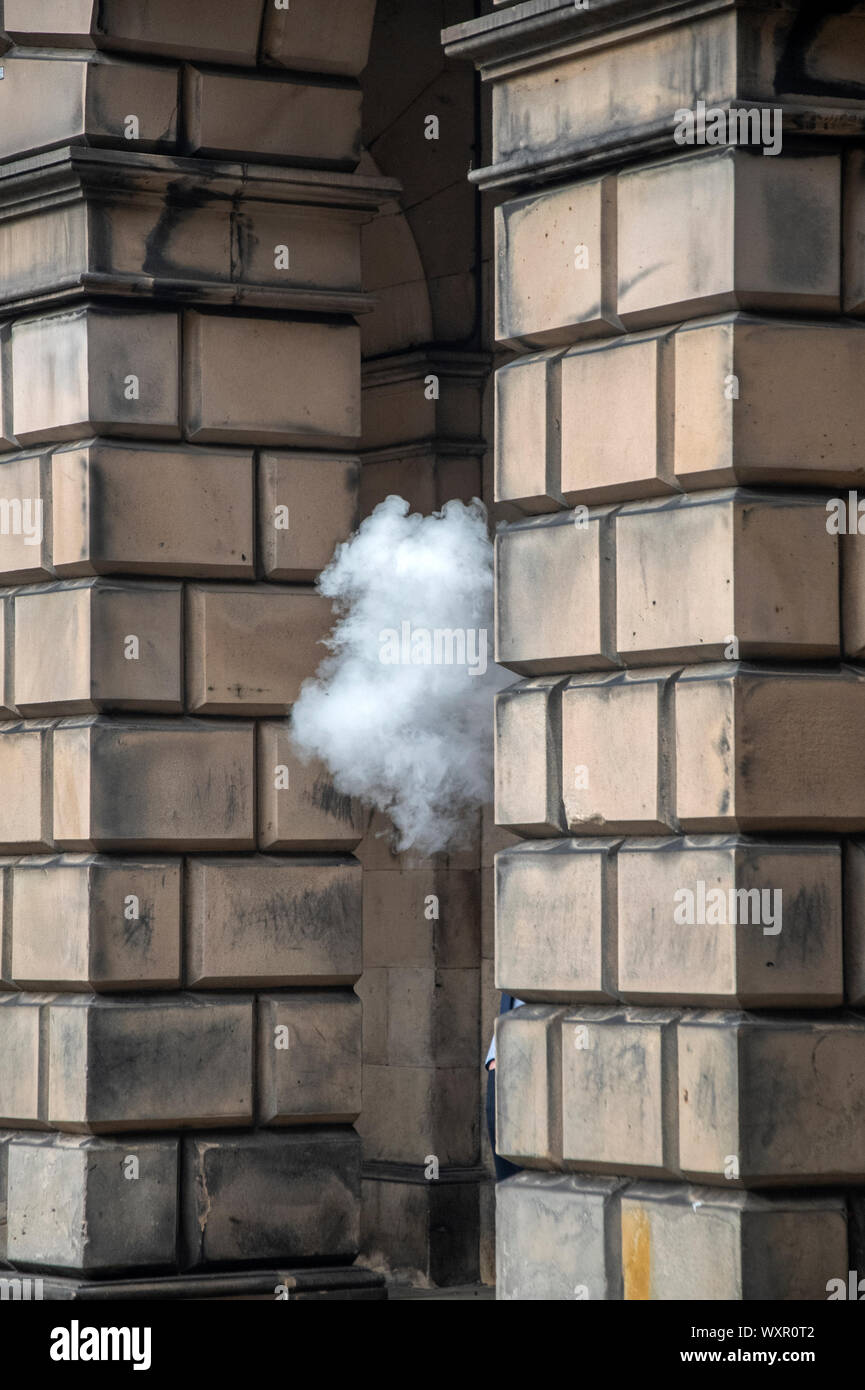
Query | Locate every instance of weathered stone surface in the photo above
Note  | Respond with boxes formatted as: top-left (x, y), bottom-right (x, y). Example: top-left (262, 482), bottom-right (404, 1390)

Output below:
top-left (362, 868), bottom-right (481, 970)
top-left (561, 1007), bottom-right (679, 1178)
top-left (259, 452), bottom-right (359, 581)
top-left (5, 0), bottom-right (263, 65)
top-left (495, 839), bottom-right (619, 1002)
top-left (495, 1004), bottom-right (565, 1169)
top-left (621, 1184), bottom-right (847, 1301)
top-left (675, 664), bottom-right (865, 832)
top-left (257, 991), bottom-right (361, 1125)
top-left (258, 722), bottom-right (367, 851)
top-left (495, 509), bottom-right (617, 674)
top-left (186, 855), bottom-right (361, 989)
top-left (385, 967), bottom-right (478, 1068)
top-left (0, 721), bottom-right (53, 852)
top-left (51, 441), bottom-right (255, 579)
top-left (678, 1010), bottom-right (865, 1185)
top-left (53, 717), bottom-right (255, 851)
top-left (616, 491), bottom-right (838, 665)
top-left (618, 837), bottom-right (842, 1008)
top-left (494, 351), bottom-right (564, 514)
top-left (183, 68), bottom-right (361, 168)
top-left (184, 311), bottom-right (360, 448)
top-left (186, 584), bottom-right (331, 716)
top-left (497, 1172), bottom-right (626, 1302)
top-left (181, 1129), bottom-right (360, 1269)
top-left (495, 677), bottom-right (566, 837)
top-left (12, 307), bottom-right (181, 445)
top-left (48, 993), bottom-right (254, 1133)
top-left (562, 668), bottom-right (678, 834)
top-left (0, 993), bottom-right (48, 1127)
top-left (357, 1064), bottom-right (478, 1166)
top-left (13, 580), bottom-right (183, 715)
top-left (0, 451), bottom-right (50, 584)
top-left (6, 1133), bottom-right (178, 1275)
top-left (261, 0), bottom-right (377, 77)
top-left (11, 854), bottom-right (180, 992)
top-left (360, 1175), bottom-right (481, 1288)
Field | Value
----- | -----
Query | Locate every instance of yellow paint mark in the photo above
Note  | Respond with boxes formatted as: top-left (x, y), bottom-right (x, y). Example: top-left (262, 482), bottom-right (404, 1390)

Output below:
top-left (622, 1206), bottom-right (651, 1301)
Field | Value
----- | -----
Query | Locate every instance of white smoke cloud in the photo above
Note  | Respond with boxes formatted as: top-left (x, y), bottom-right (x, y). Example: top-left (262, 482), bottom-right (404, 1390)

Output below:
top-left (290, 494), bottom-right (505, 854)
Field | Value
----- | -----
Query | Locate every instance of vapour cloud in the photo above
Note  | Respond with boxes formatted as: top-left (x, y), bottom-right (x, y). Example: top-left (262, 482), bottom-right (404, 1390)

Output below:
top-left (290, 494), bottom-right (505, 854)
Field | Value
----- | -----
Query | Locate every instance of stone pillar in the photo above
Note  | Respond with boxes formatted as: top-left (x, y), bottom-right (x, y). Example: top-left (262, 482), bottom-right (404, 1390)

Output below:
top-left (446, 0), bottom-right (865, 1300)
top-left (0, 0), bottom-right (392, 1299)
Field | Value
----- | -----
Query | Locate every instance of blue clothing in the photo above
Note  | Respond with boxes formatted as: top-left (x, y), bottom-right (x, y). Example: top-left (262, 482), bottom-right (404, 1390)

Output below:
top-left (484, 992), bottom-right (525, 1068)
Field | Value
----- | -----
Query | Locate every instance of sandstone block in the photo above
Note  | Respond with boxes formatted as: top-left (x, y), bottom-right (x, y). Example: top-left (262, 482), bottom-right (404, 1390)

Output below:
top-left (356, 1065), bottom-right (478, 1167)
top-left (561, 1007), bottom-right (679, 1177)
top-left (186, 854), bottom-right (361, 989)
top-left (678, 1010), bottom-right (865, 1184)
top-left (562, 668), bottom-right (678, 834)
top-left (615, 490), bottom-right (838, 665)
top-left (11, 854), bottom-right (181, 992)
top-left (259, 452), bottom-right (359, 581)
top-left (385, 967), bottom-right (478, 1068)
top-left (5, 0), bottom-right (264, 65)
top-left (53, 717), bottom-right (255, 851)
top-left (183, 68), bottom-right (361, 168)
top-left (0, 54), bottom-right (179, 163)
top-left (11, 307), bottom-right (180, 445)
top-left (621, 1183), bottom-right (847, 1301)
top-left (495, 839), bottom-right (619, 1002)
top-left (495, 1004), bottom-right (565, 1169)
top-left (495, 509), bottom-right (617, 675)
top-left (258, 722), bottom-right (367, 852)
top-left (186, 584), bottom-right (330, 716)
top-left (494, 352), bottom-right (563, 514)
top-left (494, 677), bottom-right (566, 837)
top-left (182, 1129), bottom-right (360, 1269)
top-left (0, 993), bottom-right (47, 1127)
top-left (14, 580), bottom-right (182, 715)
top-left (618, 836), bottom-right (842, 1007)
top-left (497, 1172), bottom-right (626, 1302)
top-left (261, 0), bottom-right (377, 77)
top-left (184, 311), bottom-right (360, 448)
top-left (617, 150), bottom-right (840, 329)
top-left (6, 1133), bottom-right (178, 1275)
top-left (0, 451), bottom-right (51, 583)
top-left (51, 441), bottom-right (255, 580)
top-left (675, 663), bottom-right (865, 831)
top-left (360, 1175), bottom-right (480, 1288)
top-left (0, 721), bottom-right (53, 852)
top-left (48, 993), bottom-right (254, 1133)
top-left (362, 868), bottom-right (480, 969)
top-left (257, 991), bottom-right (361, 1125)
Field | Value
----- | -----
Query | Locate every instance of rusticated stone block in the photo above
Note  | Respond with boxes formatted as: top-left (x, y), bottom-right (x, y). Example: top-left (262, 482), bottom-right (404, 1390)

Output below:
top-left (496, 1004), bottom-right (565, 1169)
top-left (675, 663), bottom-right (865, 832)
top-left (0, 54), bottom-right (179, 163)
top-left (561, 668), bottom-right (678, 835)
top-left (356, 1065), bottom-right (478, 1166)
top-left (184, 311), bottom-right (360, 448)
top-left (257, 991), bottom-right (361, 1125)
top-left (674, 315), bottom-right (865, 490)
top-left (0, 324), bottom-right (16, 453)
top-left (495, 509), bottom-right (617, 675)
top-left (677, 1010), bottom-right (865, 1185)
top-left (495, 839), bottom-right (619, 1002)
top-left (0, 1129), bottom-right (11, 1263)
top-left (616, 491), bottom-right (838, 665)
top-left (618, 837), bottom-right (842, 1008)
top-left (0, 720), bottom-right (53, 852)
top-left (5, 0), bottom-right (264, 66)
top-left (497, 1172), bottom-right (626, 1302)
top-left (11, 854), bottom-right (181, 992)
top-left (0, 993), bottom-right (47, 1127)
top-left (51, 442), bottom-right (255, 579)
top-left (11, 307), bottom-right (180, 445)
top-left (14, 580), bottom-right (183, 715)
top-left (259, 452), bottom-right (359, 581)
top-left (48, 993), bottom-right (254, 1133)
top-left (362, 868), bottom-right (480, 969)
top-left (186, 584), bottom-right (331, 716)
top-left (495, 677), bottom-right (566, 837)
top-left (494, 352), bottom-right (564, 514)
top-left (181, 1129), bottom-right (360, 1269)
top-left (561, 331), bottom-right (677, 506)
top-left (621, 1184), bottom-right (847, 1301)
top-left (6, 1133), bottom-right (178, 1275)
top-left (262, 0), bottom-right (377, 77)
top-left (53, 717), bottom-right (255, 851)
top-left (186, 855), bottom-right (361, 989)
top-left (258, 722), bottom-right (367, 852)
top-left (561, 1007), bottom-right (679, 1178)
top-left (617, 150), bottom-right (840, 329)
top-left (845, 841), bottom-right (865, 1006)
top-left (0, 451), bottom-right (50, 584)
top-left (495, 177), bottom-right (618, 348)
top-left (183, 68), bottom-right (361, 168)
